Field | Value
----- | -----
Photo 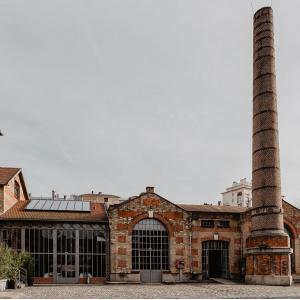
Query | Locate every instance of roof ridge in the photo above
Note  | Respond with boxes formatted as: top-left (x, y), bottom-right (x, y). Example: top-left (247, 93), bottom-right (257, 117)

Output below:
top-left (0, 167), bottom-right (21, 185)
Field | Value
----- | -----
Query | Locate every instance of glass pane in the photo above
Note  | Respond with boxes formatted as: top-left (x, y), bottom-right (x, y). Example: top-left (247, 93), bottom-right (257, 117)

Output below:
top-left (66, 201), bottom-right (75, 211)
top-left (43, 200), bottom-right (54, 210)
top-left (75, 201), bottom-right (83, 211)
top-left (51, 201), bottom-right (61, 210)
top-left (58, 201), bottom-right (68, 210)
top-left (34, 200), bottom-right (47, 210)
top-left (82, 202), bottom-right (90, 211)
top-left (26, 199), bottom-right (39, 209)
top-left (132, 218), bottom-right (168, 271)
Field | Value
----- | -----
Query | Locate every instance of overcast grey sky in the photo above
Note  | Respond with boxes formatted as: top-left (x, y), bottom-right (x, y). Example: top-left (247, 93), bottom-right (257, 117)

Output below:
top-left (1, 0), bottom-right (300, 205)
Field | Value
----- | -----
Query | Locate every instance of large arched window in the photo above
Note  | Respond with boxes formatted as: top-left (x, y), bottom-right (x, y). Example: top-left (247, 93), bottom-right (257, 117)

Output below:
top-left (132, 218), bottom-right (169, 271)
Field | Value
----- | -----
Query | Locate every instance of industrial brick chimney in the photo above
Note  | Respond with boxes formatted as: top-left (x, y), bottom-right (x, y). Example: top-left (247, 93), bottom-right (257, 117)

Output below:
top-left (245, 7), bottom-right (292, 286)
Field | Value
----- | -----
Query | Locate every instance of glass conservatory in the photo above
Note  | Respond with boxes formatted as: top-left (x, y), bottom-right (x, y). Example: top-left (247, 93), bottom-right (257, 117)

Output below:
top-left (0, 222), bottom-right (108, 283)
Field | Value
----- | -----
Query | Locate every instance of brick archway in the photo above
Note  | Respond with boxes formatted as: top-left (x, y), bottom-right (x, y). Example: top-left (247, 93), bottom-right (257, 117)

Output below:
top-left (284, 219), bottom-right (297, 274)
top-left (128, 212), bottom-right (174, 237)
top-left (284, 219), bottom-right (297, 239)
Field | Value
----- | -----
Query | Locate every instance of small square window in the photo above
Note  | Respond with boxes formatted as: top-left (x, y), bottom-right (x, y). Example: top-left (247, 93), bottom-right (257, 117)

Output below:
top-left (218, 220), bottom-right (230, 228)
top-left (201, 220), bottom-right (214, 228)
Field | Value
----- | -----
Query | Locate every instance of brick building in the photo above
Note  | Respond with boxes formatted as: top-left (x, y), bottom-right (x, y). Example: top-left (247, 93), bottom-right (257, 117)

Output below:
top-left (0, 167), bottom-right (109, 284)
top-left (0, 5), bottom-right (297, 287)
top-left (0, 169), bottom-right (299, 284)
top-left (108, 186), bottom-right (299, 283)
top-left (0, 167), bottom-right (29, 213)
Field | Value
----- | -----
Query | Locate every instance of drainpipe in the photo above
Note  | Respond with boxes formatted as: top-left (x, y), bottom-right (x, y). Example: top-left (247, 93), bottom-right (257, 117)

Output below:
top-left (189, 215), bottom-right (192, 275)
top-left (239, 217), bottom-right (244, 279)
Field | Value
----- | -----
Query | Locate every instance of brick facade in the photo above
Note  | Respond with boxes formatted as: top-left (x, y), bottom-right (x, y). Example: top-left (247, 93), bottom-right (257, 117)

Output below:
top-left (108, 189), bottom-right (248, 282)
top-left (108, 188), bottom-right (300, 283)
top-left (0, 169), bottom-right (28, 214)
top-left (108, 191), bottom-right (191, 282)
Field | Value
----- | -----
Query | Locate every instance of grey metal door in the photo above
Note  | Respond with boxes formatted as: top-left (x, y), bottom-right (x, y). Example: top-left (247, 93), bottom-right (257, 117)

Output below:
top-left (140, 270), bottom-right (162, 283)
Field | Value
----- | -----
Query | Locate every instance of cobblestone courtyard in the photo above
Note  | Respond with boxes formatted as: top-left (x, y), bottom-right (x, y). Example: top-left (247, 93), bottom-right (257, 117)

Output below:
top-left (1, 283), bottom-right (300, 299)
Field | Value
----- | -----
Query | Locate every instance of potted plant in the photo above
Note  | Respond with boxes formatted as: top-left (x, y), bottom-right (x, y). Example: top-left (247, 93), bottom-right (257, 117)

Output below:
top-left (0, 243), bottom-right (10, 291)
top-left (18, 251), bottom-right (34, 286)
top-left (7, 250), bottom-right (34, 289)
top-left (0, 243), bottom-right (33, 290)
top-left (6, 249), bottom-right (20, 289)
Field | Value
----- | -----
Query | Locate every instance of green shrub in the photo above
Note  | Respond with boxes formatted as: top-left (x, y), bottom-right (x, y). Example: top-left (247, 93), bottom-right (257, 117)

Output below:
top-left (0, 243), bottom-right (11, 279)
top-left (0, 242), bottom-right (34, 284)
top-left (18, 251), bottom-right (34, 285)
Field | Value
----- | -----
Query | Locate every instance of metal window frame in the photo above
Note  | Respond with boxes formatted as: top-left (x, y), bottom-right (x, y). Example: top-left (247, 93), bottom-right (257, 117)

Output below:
top-left (0, 223), bottom-right (108, 282)
top-left (132, 218), bottom-right (169, 271)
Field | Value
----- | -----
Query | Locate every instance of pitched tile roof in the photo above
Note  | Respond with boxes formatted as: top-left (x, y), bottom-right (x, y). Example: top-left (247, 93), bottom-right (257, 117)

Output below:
top-left (178, 204), bottom-right (248, 213)
top-left (0, 201), bottom-right (108, 223)
top-left (0, 167), bottom-right (21, 185)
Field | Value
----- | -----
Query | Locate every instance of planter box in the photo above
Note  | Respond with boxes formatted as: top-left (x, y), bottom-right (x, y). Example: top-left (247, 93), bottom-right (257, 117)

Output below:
top-left (7, 280), bottom-right (17, 289)
top-left (0, 279), bottom-right (7, 291)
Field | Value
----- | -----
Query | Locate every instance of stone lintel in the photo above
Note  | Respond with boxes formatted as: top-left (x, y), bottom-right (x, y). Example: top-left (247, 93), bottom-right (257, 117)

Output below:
top-left (245, 274), bottom-right (292, 286)
top-left (246, 247), bottom-right (293, 255)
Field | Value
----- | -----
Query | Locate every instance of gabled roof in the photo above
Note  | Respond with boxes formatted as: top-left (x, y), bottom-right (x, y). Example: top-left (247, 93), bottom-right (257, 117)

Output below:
top-left (178, 204), bottom-right (248, 214)
top-left (0, 200), bottom-right (108, 223)
top-left (109, 192), bottom-right (187, 212)
top-left (282, 199), bottom-right (300, 212)
top-left (109, 190), bottom-right (248, 214)
top-left (0, 167), bottom-right (21, 185)
top-left (0, 167), bottom-right (29, 200)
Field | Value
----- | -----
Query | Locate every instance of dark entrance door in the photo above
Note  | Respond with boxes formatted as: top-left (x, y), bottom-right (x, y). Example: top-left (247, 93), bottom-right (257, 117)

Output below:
top-left (202, 240), bottom-right (229, 279)
top-left (132, 219), bottom-right (169, 283)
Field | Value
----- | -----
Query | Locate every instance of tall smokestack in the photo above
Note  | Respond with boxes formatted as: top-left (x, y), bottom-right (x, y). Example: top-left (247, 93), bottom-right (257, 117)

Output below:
top-left (245, 7), bottom-right (292, 286)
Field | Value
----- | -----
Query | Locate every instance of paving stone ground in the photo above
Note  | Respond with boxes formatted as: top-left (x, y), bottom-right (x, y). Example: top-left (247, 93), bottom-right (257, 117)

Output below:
top-left (1, 283), bottom-right (300, 299)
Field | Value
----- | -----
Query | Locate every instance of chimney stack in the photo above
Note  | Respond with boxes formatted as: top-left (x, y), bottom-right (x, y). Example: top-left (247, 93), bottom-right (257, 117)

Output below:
top-left (146, 186), bottom-right (154, 193)
top-left (245, 7), bottom-right (292, 286)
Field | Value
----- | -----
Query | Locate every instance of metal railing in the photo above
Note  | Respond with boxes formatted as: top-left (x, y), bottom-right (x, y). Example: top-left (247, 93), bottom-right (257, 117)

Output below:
top-left (18, 268), bottom-right (27, 287)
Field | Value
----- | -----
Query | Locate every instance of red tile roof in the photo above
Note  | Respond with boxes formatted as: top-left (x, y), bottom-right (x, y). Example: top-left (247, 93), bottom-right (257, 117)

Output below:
top-left (0, 167), bottom-right (21, 185)
top-left (0, 201), bottom-right (108, 223)
top-left (178, 204), bottom-right (248, 213)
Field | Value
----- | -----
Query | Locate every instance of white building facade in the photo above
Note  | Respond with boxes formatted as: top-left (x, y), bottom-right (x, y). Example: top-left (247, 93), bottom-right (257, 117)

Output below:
top-left (222, 178), bottom-right (252, 208)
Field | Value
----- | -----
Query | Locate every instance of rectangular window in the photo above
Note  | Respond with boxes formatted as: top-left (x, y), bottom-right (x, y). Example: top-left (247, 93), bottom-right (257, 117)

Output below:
top-left (218, 220), bottom-right (230, 228)
top-left (14, 181), bottom-right (20, 200)
top-left (201, 220), bottom-right (214, 228)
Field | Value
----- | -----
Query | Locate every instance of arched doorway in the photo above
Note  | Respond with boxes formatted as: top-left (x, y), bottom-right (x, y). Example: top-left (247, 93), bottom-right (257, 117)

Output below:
top-left (132, 218), bottom-right (169, 283)
top-left (202, 240), bottom-right (229, 280)
top-left (284, 223), bottom-right (295, 274)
